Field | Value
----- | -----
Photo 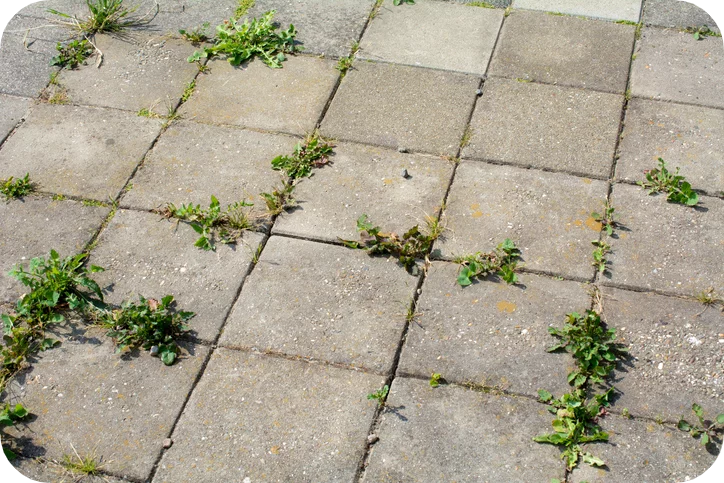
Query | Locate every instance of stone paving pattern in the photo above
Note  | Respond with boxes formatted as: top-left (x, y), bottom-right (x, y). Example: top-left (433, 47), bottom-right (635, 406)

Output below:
top-left (0, 1), bottom-right (722, 482)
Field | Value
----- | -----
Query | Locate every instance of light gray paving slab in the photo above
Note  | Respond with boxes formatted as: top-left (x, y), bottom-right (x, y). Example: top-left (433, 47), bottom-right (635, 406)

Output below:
top-left (600, 286), bottom-right (724, 422)
top-left (617, 98), bottom-right (724, 196)
top-left (15, 0), bottom-right (89, 19)
top-left (463, 78), bottom-right (624, 178)
top-left (644, 0), bottom-right (720, 32)
top-left (154, 348), bottom-right (384, 483)
top-left (121, 121), bottom-right (297, 211)
top-left (3, 14), bottom-right (75, 42)
top-left (607, 183), bottom-right (724, 295)
top-left (488, 10), bottom-right (635, 93)
top-left (570, 414), bottom-right (716, 483)
top-left (631, 27), bottom-right (724, 109)
top-left (0, 33), bottom-right (57, 98)
top-left (273, 142), bottom-right (453, 242)
top-left (513, 0), bottom-right (643, 22)
top-left (245, 0), bottom-right (375, 58)
top-left (0, 103), bottom-right (162, 200)
top-left (0, 93), bottom-right (30, 143)
top-left (219, 236), bottom-right (419, 373)
top-left (399, 264), bottom-right (588, 397)
top-left (132, 0), bottom-right (239, 36)
top-left (88, 209), bottom-right (265, 343)
top-left (57, 34), bottom-right (200, 112)
top-left (11, 457), bottom-right (130, 483)
top-left (1, 323), bottom-right (209, 482)
top-left (436, 161), bottom-right (609, 280)
top-left (364, 377), bottom-right (566, 482)
top-left (358, 0), bottom-right (503, 76)
top-left (179, 56), bottom-right (339, 136)
top-left (321, 61), bottom-right (478, 156)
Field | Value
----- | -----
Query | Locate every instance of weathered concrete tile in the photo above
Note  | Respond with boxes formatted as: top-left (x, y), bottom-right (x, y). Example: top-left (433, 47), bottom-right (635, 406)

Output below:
top-left (273, 142), bottom-right (453, 242)
top-left (617, 98), bottom-right (724, 196)
top-left (600, 286), bottom-right (724, 422)
top-left (1, 324), bottom-right (209, 482)
top-left (121, 121), bottom-right (297, 211)
top-left (88, 209), bottom-right (265, 343)
top-left (488, 10), bottom-right (635, 93)
top-left (14, 0), bottom-right (89, 19)
top-left (463, 78), bottom-right (624, 178)
top-left (644, 0), bottom-right (720, 32)
top-left (513, 0), bottom-right (643, 22)
top-left (133, 0), bottom-right (239, 36)
top-left (0, 93), bottom-right (30, 143)
top-left (437, 161), bottom-right (609, 280)
top-left (219, 236), bottom-right (419, 373)
top-left (0, 33), bottom-right (56, 97)
top-left (607, 183), bottom-right (723, 295)
top-left (321, 61), bottom-right (478, 156)
top-left (570, 414), bottom-right (716, 482)
top-left (245, 0), bottom-right (375, 58)
top-left (11, 457), bottom-right (130, 483)
top-left (179, 56), bottom-right (338, 136)
top-left (359, 0), bottom-right (503, 76)
top-left (631, 27), bottom-right (724, 109)
top-left (364, 377), bottom-right (566, 482)
top-left (399, 264), bottom-right (588, 397)
top-left (0, 197), bottom-right (108, 304)
top-left (0, 103), bottom-right (162, 200)
top-left (57, 34), bottom-right (200, 112)
top-left (154, 348), bottom-right (383, 483)
top-left (3, 14), bottom-right (75, 42)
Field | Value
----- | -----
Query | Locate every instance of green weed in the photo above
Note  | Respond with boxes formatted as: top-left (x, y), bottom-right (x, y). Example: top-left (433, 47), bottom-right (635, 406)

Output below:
top-left (615, 20), bottom-right (638, 26)
top-left (367, 384), bottom-right (389, 405)
top-left (50, 39), bottom-right (93, 69)
top-left (271, 132), bottom-right (334, 179)
top-left (460, 126), bottom-right (472, 148)
top-left (0, 403), bottom-right (30, 460)
top-left (685, 25), bottom-right (722, 40)
top-left (260, 179), bottom-right (296, 216)
top-left (678, 404), bottom-right (724, 448)
top-left (591, 240), bottom-right (610, 275)
top-left (591, 201), bottom-right (617, 236)
top-left (336, 41), bottom-right (359, 76)
top-left (429, 373), bottom-right (443, 388)
top-left (696, 287), bottom-right (723, 308)
top-left (393, 0), bottom-right (415, 5)
top-left (638, 158), bottom-right (699, 206)
top-left (234, 0), bottom-right (256, 20)
top-left (468, 2), bottom-right (496, 7)
top-left (179, 23), bottom-right (210, 44)
top-left (1, 174), bottom-right (34, 201)
top-left (454, 239), bottom-right (520, 286)
top-left (52, 194), bottom-right (67, 201)
top-left (81, 199), bottom-right (105, 207)
top-left (61, 446), bottom-right (104, 476)
top-left (50, 0), bottom-right (154, 35)
top-left (181, 80), bottom-right (196, 103)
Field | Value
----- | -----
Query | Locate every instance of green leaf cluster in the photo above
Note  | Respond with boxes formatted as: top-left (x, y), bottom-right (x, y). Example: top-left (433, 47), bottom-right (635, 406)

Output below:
top-left (455, 239), bottom-right (520, 286)
top-left (678, 403), bottom-right (724, 448)
top-left (260, 179), bottom-right (296, 216)
top-left (429, 373), bottom-right (442, 388)
top-left (367, 384), bottom-right (389, 405)
top-left (1, 173), bottom-right (34, 201)
top-left (393, 0), bottom-right (415, 5)
top-left (638, 158), bottom-right (699, 206)
top-left (591, 201), bottom-right (617, 236)
top-left (179, 22), bottom-right (210, 44)
top-left (271, 133), bottom-right (334, 180)
top-left (1, 403), bottom-right (31, 460)
top-left (50, 39), bottom-right (94, 69)
top-left (591, 240), bottom-right (610, 275)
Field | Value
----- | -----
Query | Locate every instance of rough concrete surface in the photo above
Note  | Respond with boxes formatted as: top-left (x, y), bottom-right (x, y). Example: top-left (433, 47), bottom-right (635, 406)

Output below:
top-left (0, 33), bottom-right (56, 98)
top-left (513, 0), bottom-right (644, 22)
top-left (644, 0), bottom-right (720, 32)
top-left (0, 93), bottom-right (30, 142)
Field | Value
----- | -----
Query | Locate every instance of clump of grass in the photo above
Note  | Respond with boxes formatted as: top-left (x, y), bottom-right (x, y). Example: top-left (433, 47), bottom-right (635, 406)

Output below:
top-left (61, 446), bottom-right (104, 476)
top-left (454, 239), bottom-right (520, 286)
top-left (50, 39), bottom-right (94, 69)
top-left (1, 403), bottom-right (31, 460)
top-left (638, 158), bottom-right (699, 206)
top-left (1, 173), bottom-right (34, 201)
top-left (50, 0), bottom-right (156, 35)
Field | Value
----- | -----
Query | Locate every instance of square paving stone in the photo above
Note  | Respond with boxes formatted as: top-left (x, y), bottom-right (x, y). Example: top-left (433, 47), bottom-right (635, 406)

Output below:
top-left (57, 34), bottom-right (200, 113)
top-left (358, 0), bottom-right (503, 76)
top-left (644, 0), bottom-right (720, 32)
top-left (272, 142), bottom-right (453, 242)
top-left (245, 0), bottom-right (375, 58)
top-left (154, 348), bottom-right (384, 483)
top-left (321, 61), bottom-right (478, 156)
top-left (607, 183), bottom-right (723, 295)
top-left (0, 103), bottom-right (163, 200)
top-left (570, 414), bottom-right (716, 482)
top-left (488, 10), bottom-right (635, 93)
top-left (463, 78), bottom-right (624, 178)
top-left (616, 98), bottom-right (724, 196)
top-left (0, 197), bottom-right (108, 304)
top-left (513, 0), bottom-right (644, 22)
top-left (399, 264), bottom-right (589, 397)
top-left (179, 56), bottom-right (339, 136)
top-left (363, 377), bottom-right (566, 482)
top-left (0, 33), bottom-right (57, 98)
top-left (600, 286), bottom-right (724, 423)
top-left (631, 27), bottom-right (724, 109)
top-left (1, 323), bottom-right (209, 482)
top-left (88, 209), bottom-right (265, 343)
top-left (437, 161), bottom-right (609, 280)
top-left (219, 236), bottom-right (419, 373)
top-left (121, 121), bottom-right (298, 211)
top-left (0, 93), bottom-right (30, 143)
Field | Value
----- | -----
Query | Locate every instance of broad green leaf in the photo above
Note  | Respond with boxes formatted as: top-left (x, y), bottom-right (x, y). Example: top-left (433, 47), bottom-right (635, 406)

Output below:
top-left (701, 432), bottom-right (709, 445)
top-left (538, 389), bottom-right (553, 402)
top-left (716, 414), bottom-right (724, 424)
top-left (678, 419), bottom-right (692, 431)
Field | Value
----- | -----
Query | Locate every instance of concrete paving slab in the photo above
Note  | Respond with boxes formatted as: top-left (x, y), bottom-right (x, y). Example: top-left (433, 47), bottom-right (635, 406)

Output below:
top-left (245, 0), bottom-right (375, 58)
top-left (463, 78), bottom-right (624, 178)
top-left (219, 236), bottom-right (419, 373)
top-left (121, 121), bottom-right (297, 211)
top-left (14, 0), bottom-right (89, 20)
top-left (88, 209), bottom-right (265, 343)
top-left (321, 61), bottom-right (478, 156)
top-left (0, 93), bottom-right (30, 143)
top-left (57, 34), bottom-right (200, 113)
top-left (488, 10), bottom-right (635, 93)
top-left (570, 414), bottom-right (716, 483)
top-left (1, 323), bottom-right (209, 482)
top-left (133, 0), bottom-right (239, 36)
top-left (3, 14), bottom-right (75, 42)
top-left (436, 161), bottom-right (609, 280)
top-left (399, 263), bottom-right (588, 397)
top-left (272, 142), bottom-right (453, 242)
top-left (456, 0), bottom-right (511, 6)
top-left (600, 286), bottom-right (724, 422)
top-left (11, 457), bottom-right (130, 483)
top-left (154, 348), bottom-right (384, 483)
top-left (607, 183), bottom-right (724, 295)
top-left (363, 377), bottom-right (566, 482)
top-left (513, 0), bottom-right (643, 22)
top-left (0, 33), bottom-right (56, 98)
top-left (0, 197), bottom-right (108, 304)
top-left (616, 97), bottom-right (724, 196)
top-left (0, 103), bottom-right (162, 201)
top-left (358, 0), bottom-right (503, 76)
top-left (179, 56), bottom-right (338, 136)
top-left (631, 27), bottom-right (724, 109)
top-left (644, 0), bottom-right (720, 32)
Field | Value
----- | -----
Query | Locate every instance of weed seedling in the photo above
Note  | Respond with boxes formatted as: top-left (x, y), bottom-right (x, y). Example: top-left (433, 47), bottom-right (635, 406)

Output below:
top-left (271, 132), bottom-right (334, 179)
top-left (685, 25), bottom-right (721, 40)
top-left (260, 179), bottom-right (296, 216)
top-left (591, 240), bottom-right (610, 275)
top-left (591, 201), bottom-right (617, 236)
top-left (393, 0), bottom-right (415, 5)
top-left (181, 80), bottom-right (196, 103)
top-left (1, 174), bottom-right (34, 201)
top-left (367, 384), bottom-right (389, 406)
top-left (429, 373), bottom-right (443, 388)
top-left (336, 41), bottom-right (359, 76)
top-left (638, 158), bottom-right (699, 206)
top-left (61, 445), bottom-right (104, 476)
top-left (0, 403), bottom-right (30, 460)
top-left (678, 404), bottom-right (724, 448)
top-left (179, 23), bottom-right (210, 44)
top-left (454, 239), bottom-right (520, 286)
top-left (50, 39), bottom-right (94, 69)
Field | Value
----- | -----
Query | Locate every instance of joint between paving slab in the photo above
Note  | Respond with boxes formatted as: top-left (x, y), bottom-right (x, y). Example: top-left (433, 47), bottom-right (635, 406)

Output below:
top-left (612, 177), bottom-right (724, 200)
top-left (459, 155), bottom-right (612, 182)
top-left (486, 72), bottom-right (627, 97)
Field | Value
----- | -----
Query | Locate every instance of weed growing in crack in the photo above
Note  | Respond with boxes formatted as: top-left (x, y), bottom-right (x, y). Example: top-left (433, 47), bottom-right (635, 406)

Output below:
top-left (467, 2), bottom-right (496, 8)
top-left (181, 80), bottom-right (196, 103)
top-left (179, 23), bottom-right (210, 44)
top-left (454, 239), bottom-right (520, 286)
top-left (591, 240), bottom-right (611, 275)
top-left (336, 41), bottom-right (359, 77)
top-left (50, 0), bottom-right (156, 35)
top-left (591, 201), bottom-right (617, 236)
top-left (50, 39), bottom-right (94, 69)
top-left (678, 403), bottom-right (724, 448)
top-left (638, 158), bottom-right (699, 206)
top-left (429, 373), bottom-right (443, 388)
top-left (684, 25), bottom-right (722, 40)
top-left (1, 174), bottom-right (34, 201)
top-left (393, 0), bottom-right (415, 5)
top-left (0, 403), bottom-right (30, 460)
top-left (260, 179), bottom-right (297, 216)
top-left (61, 446), bottom-right (104, 476)
top-left (272, 132), bottom-right (334, 180)
top-left (367, 384), bottom-right (389, 406)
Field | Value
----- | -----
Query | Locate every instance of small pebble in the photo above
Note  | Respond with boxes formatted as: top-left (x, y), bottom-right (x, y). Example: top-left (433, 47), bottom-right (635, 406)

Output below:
top-left (163, 438), bottom-right (173, 449)
top-left (367, 434), bottom-right (379, 444)
top-left (398, 146), bottom-right (408, 153)
top-left (150, 345), bottom-right (160, 357)
top-left (475, 89), bottom-right (483, 96)
top-left (401, 169), bottom-right (409, 179)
